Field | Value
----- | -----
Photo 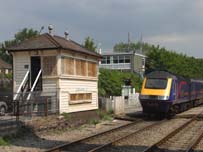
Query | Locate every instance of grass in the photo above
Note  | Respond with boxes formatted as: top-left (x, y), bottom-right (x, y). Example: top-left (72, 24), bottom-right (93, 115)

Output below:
top-left (0, 137), bottom-right (10, 146)
top-left (61, 112), bottom-right (71, 120)
top-left (96, 109), bottom-right (114, 121)
top-left (89, 119), bottom-right (100, 125)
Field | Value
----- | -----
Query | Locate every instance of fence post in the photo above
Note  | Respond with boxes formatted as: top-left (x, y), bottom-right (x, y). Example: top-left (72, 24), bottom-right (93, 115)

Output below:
top-left (114, 96), bottom-right (125, 115)
top-left (16, 100), bottom-right (19, 121)
top-left (44, 97), bottom-right (48, 116)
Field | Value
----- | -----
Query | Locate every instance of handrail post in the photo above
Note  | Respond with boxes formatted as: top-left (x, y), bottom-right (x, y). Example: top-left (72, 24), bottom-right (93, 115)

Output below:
top-left (27, 69), bottom-right (42, 101)
top-left (13, 70), bottom-right (30, 100)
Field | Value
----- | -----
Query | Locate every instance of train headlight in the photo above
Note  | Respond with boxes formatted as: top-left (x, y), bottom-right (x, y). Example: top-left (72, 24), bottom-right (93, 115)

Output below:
top-left (157, 96), bottom-right (169, 100)
top-left (139, 95), bottom-right (149, 99)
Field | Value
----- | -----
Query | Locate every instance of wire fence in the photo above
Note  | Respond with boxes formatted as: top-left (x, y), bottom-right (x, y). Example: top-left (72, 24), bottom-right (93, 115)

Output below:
top-left (13, 91), bottom-right (58, 120)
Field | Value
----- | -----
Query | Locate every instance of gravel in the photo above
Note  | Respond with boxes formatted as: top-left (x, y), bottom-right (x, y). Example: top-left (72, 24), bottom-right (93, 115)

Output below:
top-left (0, 119), bottom-right (130, 152)
top-left (97, 118), bottom-right (189, 152)
top-left (159, 120), bottom-right (203, 151)
top-left (63, 121), bottom-right (155, 152)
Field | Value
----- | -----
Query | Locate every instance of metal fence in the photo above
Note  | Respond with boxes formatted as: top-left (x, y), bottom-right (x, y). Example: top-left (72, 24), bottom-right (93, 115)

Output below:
top-left (13, 91), bottom-right (58, 120)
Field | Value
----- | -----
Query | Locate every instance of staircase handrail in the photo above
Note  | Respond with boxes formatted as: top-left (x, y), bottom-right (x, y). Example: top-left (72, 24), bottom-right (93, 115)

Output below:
top-left (26, 69), bottom-right (42, 100)
top-left (13, 70), bottom-right (30, 100)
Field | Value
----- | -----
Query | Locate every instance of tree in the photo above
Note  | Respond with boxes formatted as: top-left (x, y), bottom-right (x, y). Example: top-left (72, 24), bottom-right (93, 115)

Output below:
top-left (13, 28), bottom-right (39, 44)
top-left (1, 28), bottom-right (39, 63)
top-left (145, 44), bottom-right (203, 79)
top-left (98, 69), bottom-right (142, 97)
top-left (83, 36), bottom-right (97, 52)
top-left (113, 42), bottom-right (152, 54)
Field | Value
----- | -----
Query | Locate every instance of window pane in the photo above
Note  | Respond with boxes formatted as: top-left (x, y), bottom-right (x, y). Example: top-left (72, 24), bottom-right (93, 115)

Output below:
top-left (145, 78), bottom-right (167, 89)
top-left (119, 56), bottom-right (124, 63)
top-left (43, 56), bottom-right (56, 76)
top-left (106, 56), bottom-right (110, 64)
top-left (76, 59), bottom-right (87, 76)
top-left (88, 62), bottom-right (97, 77)
top-left (70, 93), bottom-right (92, 101)
top-left (142, 58), bottom-right (145, 66)
top-left (113, 56), bottom-right (118, 63)
top-left (101, 58), bottom-right (106, 64)
top-left (125, 56), bottom-right (130, 63)
top-left (62, 57), bottom-right (74, 75)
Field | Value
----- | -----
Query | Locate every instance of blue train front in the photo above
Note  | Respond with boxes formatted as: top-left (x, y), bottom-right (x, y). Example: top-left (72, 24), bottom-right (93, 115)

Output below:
top-left (139, 70), bottom-right (193, 115)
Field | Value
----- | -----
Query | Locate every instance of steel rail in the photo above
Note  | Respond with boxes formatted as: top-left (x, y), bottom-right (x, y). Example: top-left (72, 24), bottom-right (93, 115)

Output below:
top-left (45, 119), bottom-right (143, 152)
top-left (142, 111), bottom-right (203, 152)
top-left (87, 119), bottom-right (167, 152)
top-left (185, 125), bottom-right (203, 152)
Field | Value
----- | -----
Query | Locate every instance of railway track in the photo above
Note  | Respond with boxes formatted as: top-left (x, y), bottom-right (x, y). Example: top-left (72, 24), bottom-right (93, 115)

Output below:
top-left (143, 111), bottom-right (203, 152)
top-left (46, 109), bottom-right (203, 152)
top-left (81, 112), bottom-right (203, 152)
top-left (45, 119), bottom-right (166, 152)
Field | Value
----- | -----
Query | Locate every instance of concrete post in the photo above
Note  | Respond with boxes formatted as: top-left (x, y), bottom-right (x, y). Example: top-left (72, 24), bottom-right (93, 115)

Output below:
top-left (114, 96), bottom-right (125, 115)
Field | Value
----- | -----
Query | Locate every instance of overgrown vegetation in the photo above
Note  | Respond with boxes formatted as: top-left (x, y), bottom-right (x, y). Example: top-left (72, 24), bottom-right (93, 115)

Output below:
top-left (0, 28), bottom-right (39, 64)
top-left (96, 109), bottom-right (113, 121)
top-left (114, 41), bottom-right (203, 79)
top-left (146, 45), bottom-right (203, 79)
top-left (0, 137), bottom-right (10, 146)
top-left (61, 112), bottom-right (71, 120)
top-left (83, 36), bottom-right (97, 52)
top-left (89, 119), bottom-right (100, 125)
top-left (98, 69), bottom-right (142, 97)
top-left (89, 110), bottom-right (113, 125)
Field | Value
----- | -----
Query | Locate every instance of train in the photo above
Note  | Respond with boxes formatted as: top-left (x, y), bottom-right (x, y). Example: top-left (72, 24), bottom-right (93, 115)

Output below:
top-left (139, 70), bottom-right (203, 117)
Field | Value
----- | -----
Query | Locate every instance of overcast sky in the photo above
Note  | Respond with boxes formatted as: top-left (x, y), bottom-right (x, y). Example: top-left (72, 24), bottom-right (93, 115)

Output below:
top-left (0, 0), bottom-right (203, 57)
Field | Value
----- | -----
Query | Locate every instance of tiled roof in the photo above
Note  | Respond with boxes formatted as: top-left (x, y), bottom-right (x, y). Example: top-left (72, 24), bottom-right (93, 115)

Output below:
top-left (0, 58), bottom-right (12, 69)
top-left (7, 33), bottom-right (101, 58)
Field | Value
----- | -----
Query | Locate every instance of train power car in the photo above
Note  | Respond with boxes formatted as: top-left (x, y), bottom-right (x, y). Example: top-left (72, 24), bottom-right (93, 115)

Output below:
top-left (139, 70), bottom-right (203, 116)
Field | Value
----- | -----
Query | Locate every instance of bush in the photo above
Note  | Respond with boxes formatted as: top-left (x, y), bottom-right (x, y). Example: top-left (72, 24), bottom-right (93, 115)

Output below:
top-left (99, 69), bottom-right (142, 97)
top-left (61, 112), bottom-right (71, 120)
top-left (96, 109), bottom-right (113, 121)
top-left (0, 137), bottom-right (10, 146)
top-left (89, 119), bottom-right (100, 125)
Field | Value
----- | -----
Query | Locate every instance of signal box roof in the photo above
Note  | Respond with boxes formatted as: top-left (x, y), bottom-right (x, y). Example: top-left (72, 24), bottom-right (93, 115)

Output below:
top-left (7, 33), bottom-right (102, 58)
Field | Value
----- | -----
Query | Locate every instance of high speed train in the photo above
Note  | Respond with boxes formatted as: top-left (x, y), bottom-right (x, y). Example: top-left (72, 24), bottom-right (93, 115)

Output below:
top-left (139, 70), bottom-right (203, 116)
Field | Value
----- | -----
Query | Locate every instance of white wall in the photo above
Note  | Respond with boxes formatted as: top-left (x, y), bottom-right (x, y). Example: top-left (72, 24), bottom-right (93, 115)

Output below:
top-left (59, 78), bottom-right (98, 113)
top-left (13, 52), bottom-right (30, 92)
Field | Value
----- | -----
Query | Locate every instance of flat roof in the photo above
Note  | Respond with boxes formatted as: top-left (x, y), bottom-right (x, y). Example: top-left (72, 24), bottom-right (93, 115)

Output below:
top-left (101, 50), bottom-right (146, 57)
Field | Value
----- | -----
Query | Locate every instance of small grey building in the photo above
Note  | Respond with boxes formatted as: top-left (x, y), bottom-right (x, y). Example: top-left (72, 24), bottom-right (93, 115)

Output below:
top-left (99, 51), bottom-right (146, 76)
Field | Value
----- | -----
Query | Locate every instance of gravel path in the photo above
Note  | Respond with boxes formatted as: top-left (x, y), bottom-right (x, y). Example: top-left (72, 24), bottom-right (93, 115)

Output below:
top-left (0, 119), bottom-right (130, 152)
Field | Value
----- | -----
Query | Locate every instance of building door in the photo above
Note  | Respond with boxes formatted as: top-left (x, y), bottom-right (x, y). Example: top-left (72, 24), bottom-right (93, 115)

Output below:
top-left (31, 56), bottom-right (42, 91)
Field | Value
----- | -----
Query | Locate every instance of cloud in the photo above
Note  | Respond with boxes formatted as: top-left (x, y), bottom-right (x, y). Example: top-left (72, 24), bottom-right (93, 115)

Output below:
top-left (145, 33), bottom-right (203, 57)
top-left (0, 0), bottom-right (203, 57)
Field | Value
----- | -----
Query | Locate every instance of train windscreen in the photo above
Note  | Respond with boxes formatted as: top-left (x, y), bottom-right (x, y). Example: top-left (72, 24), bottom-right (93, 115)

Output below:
top-left (145, 78), bottom-right (167, 89)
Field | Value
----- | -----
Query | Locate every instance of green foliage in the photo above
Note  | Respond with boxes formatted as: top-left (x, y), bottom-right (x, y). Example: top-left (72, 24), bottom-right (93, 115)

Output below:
top-left (89, 119), bottom-right (100, 125)
top-left (0, 137), bottom-right (10, 146)
top-left (61, 112), bottom-right (71, 120)
top-left (146, 46), bottom-right (203, 79)
top-left (113, 42), bottom-right (152, 54)
top-left (98, 69), bottom-right (142, 97)
top-left (0, 28), bottom-right (39, 64)
top-left (96, 109), bottom-right (113, 121)
top-left (83, 36), bottom-right (97, 52)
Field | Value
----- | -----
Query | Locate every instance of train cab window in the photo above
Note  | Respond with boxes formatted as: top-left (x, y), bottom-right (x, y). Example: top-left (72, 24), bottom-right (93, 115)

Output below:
top-left (145, 78), bottom-right (167, 89)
